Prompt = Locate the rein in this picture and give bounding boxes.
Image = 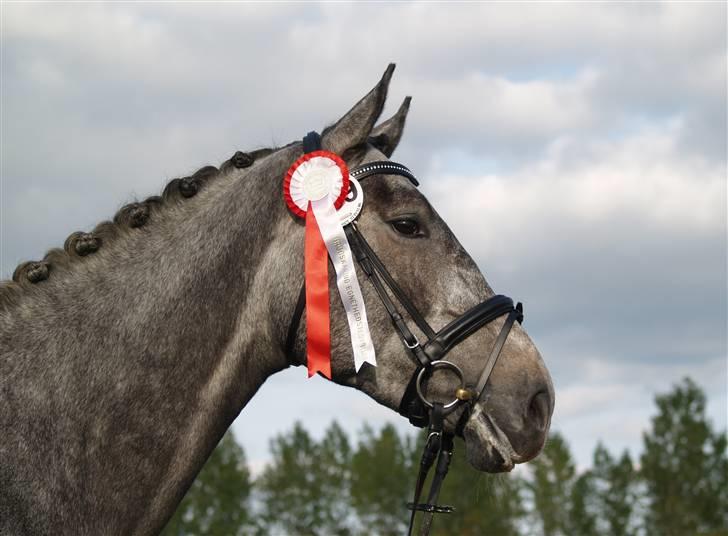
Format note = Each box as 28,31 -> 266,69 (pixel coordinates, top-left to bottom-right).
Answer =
284,134 -> 523,535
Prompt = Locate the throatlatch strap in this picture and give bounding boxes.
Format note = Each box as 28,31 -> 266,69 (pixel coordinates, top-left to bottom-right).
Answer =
285,283 -> 307,360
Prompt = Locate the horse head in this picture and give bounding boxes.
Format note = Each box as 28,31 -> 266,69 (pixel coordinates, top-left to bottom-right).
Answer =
285,65 -> 554,473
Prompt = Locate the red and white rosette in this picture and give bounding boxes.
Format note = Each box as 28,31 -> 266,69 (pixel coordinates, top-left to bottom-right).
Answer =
284,150 -> 376,379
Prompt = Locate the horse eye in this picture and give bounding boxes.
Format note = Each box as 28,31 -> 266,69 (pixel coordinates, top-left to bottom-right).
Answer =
391,218 -> 421,237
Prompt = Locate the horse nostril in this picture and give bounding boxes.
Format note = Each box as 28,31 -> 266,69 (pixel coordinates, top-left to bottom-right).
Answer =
527,390 -> 551,432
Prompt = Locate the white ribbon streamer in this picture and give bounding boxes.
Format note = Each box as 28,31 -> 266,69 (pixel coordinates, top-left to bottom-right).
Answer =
311,197 -> 377,371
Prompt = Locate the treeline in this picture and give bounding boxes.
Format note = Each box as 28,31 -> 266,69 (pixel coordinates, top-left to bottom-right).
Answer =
163,378 -> 727,535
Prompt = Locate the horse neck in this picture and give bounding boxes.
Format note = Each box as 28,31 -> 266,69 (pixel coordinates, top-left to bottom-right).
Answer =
0,147 -> 303,534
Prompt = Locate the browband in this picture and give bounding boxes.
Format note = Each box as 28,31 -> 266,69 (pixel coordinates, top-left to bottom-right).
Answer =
350,161 -> 419,187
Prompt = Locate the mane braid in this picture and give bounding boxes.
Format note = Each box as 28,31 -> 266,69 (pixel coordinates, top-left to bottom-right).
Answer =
0,149 -> 270,313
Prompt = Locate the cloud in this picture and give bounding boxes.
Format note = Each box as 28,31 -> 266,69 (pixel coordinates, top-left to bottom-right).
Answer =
552,354 -> 726,469
429,118 -> 723,234
555,355 -> 726,421
3,2 -> 724,164
398,69 -> 601,159
424,118 -> 726,373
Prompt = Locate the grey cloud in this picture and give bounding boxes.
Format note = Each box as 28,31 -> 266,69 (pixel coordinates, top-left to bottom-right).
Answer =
4,2 -> 724,193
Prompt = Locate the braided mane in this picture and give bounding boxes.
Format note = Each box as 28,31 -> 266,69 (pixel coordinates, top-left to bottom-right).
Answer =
0,148 -> 274,312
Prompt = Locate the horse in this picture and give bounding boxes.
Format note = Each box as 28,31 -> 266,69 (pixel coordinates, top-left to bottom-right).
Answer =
0,64 -> 554,535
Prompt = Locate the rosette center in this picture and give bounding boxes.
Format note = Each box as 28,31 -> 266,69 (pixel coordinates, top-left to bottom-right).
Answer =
303,168 -> 333,201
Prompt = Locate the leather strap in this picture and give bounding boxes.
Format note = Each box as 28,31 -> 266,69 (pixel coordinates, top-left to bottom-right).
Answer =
347,225 -> 436,341
419,432 -> 455,535
423,295 -> 516,362
284,283 -> 306,361
472,303 -> 523,400
351,160 -> 419,186
406,403 -> 444,536
398,371 -> 429,427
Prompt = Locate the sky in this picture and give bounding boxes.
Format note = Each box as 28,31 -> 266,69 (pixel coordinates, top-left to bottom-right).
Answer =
1,2 -> 726,475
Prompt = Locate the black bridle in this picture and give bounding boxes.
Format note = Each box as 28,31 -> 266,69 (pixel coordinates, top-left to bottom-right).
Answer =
285,134 -> 523,535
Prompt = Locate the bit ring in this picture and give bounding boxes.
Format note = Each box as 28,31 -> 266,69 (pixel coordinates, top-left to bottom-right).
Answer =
416,360 -> 466,410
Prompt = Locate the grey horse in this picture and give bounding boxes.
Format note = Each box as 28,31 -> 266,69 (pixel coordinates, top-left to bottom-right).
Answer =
0,65 -> 554,535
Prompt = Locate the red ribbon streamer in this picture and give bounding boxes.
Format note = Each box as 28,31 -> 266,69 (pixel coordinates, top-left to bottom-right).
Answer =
304,203 -> 332,379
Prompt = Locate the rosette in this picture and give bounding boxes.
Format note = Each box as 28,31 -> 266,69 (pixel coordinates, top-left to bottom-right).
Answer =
283,150 -> 376,379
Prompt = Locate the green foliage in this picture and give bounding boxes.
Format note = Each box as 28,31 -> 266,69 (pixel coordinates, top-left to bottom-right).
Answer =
528,431 -> 576,536
640,377 -> 728,536
591,443 -> 635,536
159,377 -> 727,536
256,421 -> 353,535
352,428 -> 526,536
350,423 -> 416,533
569,471 -> 598,536
162,431 -> 251,536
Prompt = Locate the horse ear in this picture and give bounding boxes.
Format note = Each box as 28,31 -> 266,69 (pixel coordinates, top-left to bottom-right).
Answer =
368,96 -> 411,157
322,64 -> 395,155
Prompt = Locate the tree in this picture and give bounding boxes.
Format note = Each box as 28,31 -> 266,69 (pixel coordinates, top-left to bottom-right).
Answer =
527,432 -> 576,536
590,443 -> 635,536
640,377 -> 728,536
570,470 -> 598,536
162,431 -> 252,536
257,421 -> 353,535
350,423 -> 416,534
